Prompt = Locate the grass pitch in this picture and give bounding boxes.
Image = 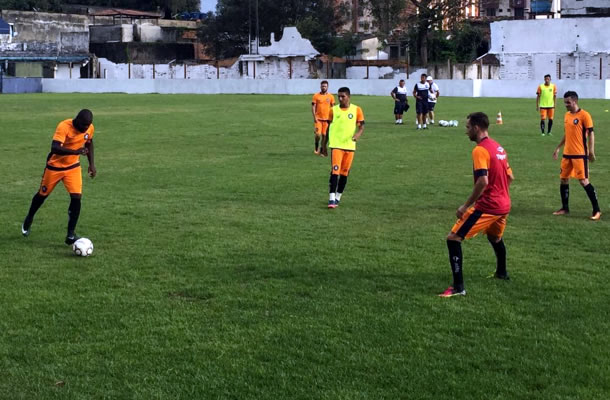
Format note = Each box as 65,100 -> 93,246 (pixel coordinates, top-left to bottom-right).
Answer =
1,93 -> 609,399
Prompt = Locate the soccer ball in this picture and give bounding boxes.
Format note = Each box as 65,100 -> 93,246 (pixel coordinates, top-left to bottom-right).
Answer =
72,238 -> 94,257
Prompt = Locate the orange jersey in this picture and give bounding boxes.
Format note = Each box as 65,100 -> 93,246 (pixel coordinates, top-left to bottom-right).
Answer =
563,109 -> 593,156
47,119 -> 94,169
312,92 -> 335,120
472,137 -> 512,215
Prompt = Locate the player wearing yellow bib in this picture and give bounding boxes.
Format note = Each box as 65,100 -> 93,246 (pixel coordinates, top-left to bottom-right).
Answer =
536,74 -> 557,136
327,87 -> 364,208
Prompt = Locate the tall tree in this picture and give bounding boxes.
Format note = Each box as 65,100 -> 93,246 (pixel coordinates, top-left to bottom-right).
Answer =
362,0 -> 406,36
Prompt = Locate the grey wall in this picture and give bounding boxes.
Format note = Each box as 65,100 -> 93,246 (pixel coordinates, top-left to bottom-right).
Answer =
41,78 -> 610,99
1,77 -> 42,93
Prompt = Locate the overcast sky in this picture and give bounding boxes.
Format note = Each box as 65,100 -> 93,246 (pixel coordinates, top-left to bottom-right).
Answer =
200,0 -> 217,12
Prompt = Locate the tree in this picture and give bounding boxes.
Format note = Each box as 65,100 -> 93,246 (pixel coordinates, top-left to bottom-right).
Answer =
362,0 -> 406,36
407,0 -> 470,65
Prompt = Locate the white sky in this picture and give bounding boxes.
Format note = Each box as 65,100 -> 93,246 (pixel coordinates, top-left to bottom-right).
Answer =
200,0 -> 217,13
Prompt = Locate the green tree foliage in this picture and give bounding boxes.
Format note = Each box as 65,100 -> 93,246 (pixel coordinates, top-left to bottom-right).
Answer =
362,0 -> 406,36
199,0 -> 343,59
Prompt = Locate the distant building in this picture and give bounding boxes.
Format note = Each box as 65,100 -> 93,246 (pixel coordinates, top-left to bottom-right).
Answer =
336,0 -> 375,34
561,0 -> 610,17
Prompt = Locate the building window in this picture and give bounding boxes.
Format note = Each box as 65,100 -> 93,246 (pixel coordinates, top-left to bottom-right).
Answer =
514,7 -> 524,17
486,7 -> 496,16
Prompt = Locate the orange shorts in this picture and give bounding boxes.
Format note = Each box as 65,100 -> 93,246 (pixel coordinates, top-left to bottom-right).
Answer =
451,207 -> 508,239
560,157 -> 588,180
39,165 -> 82,196
331,148 -> 354,176
315,120 -> 329,136
540,108 -> 555,120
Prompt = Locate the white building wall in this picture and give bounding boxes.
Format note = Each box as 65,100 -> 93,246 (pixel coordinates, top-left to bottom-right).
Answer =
55,64 -> 81,79
561,0 -> 609,16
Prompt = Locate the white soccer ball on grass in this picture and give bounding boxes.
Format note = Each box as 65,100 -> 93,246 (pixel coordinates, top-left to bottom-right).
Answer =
72,238 -> 94,257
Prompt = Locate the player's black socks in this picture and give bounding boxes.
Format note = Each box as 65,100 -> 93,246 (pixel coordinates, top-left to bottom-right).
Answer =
540,120 -> 545,133
560,184 -> 570,211
329,174 -> 339,194
337,175 -> 348,194
315,136 -> 320,152
67,197 -> 81,236
26,193 -> 47,221
447,240 -> 464,291
488,237 -> 507,277
584,183 -> 600,213
547,119 -> 553,133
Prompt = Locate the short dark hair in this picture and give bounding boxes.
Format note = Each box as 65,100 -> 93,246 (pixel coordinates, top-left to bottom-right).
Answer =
544,74 -> 551,79
467,112 -> 489,130
421,73 -> 427,78
75,109 -> 93,125
321,80 -> 329,85
399,79 -> 405,83
564,91 -> 578,101
338,87 -> 350,96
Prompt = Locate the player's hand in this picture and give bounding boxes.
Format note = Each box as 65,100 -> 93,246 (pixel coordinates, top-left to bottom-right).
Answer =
456,205 -> 468,219
88,165 -> 97,178
552,149 -> 559,160
536,106 -> 539,111
589,152 -> 596,162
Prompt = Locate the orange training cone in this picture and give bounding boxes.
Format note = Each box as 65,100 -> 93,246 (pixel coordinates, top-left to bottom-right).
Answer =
496,111 -> 503,125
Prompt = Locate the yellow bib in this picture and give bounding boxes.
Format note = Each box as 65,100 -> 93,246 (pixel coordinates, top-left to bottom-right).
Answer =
329,104 -> 358,151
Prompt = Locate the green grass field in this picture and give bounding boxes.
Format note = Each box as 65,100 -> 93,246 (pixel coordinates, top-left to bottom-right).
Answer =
1,93 -> 609,399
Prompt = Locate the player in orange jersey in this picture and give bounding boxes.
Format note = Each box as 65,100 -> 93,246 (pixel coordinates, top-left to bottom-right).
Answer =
440,112 -> 514,297
311,80 -> 335,157
21,109 -> 97,244
552,91 -> 601,220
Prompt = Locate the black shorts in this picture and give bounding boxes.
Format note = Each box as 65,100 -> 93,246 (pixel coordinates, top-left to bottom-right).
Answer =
416,100 -> 428,114
427,102 -> 436,111
394,101 -> 409,115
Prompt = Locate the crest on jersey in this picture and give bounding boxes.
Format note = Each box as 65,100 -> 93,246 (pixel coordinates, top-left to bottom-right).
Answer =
41,185 -> 47,193
348,113 -> 354,119
84,134 -> 89,140
573,119 -> 579,125
497,146 -> 505,153
333,165 -> 339,171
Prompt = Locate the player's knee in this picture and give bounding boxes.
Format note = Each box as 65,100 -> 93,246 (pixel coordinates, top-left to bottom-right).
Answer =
447,233 -> 462,242
487,234 -> 501,244
579,179 -> 589,187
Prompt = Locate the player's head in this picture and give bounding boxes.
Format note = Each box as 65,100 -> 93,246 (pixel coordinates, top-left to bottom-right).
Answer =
544,74 -> 551,84
398,79 -> 405,87
320,80 -> 329,93
73,109 -> 93,133
466,112 -> 489,142
420,73 -> 427,82
426,76 -> 433,83
337,87 -> 351,107
563,91 -> 579,112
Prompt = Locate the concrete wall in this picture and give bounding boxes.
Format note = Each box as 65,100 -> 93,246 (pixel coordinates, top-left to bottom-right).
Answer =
90,25 -> 133,43
40,78 -> 610,99
1,77 -> 42,93
561,0 -> 609,16
55,64 -> 82,79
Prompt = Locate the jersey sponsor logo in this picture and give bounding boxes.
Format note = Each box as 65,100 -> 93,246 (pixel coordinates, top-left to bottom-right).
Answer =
348,113 -> 354,119
573,118 -> 579,125
496,154 -> 507,160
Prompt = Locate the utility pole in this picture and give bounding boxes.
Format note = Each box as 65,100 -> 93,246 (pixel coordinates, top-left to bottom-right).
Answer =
255,0 -> 259,54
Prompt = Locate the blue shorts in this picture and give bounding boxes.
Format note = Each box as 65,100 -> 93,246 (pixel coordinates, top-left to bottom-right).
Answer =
427,102 -> 436,111
416,100 -> 428,114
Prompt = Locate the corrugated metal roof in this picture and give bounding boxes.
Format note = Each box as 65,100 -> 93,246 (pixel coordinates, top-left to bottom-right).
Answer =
91,8 -> 162,18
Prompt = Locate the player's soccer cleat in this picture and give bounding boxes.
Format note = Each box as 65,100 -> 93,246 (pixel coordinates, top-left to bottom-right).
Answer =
438,286 -> 466,297
21,216 -> 33,237
541,132 -> 546,136
334,199 -> 340,207
65,234 -> 81,245
590,211 -> 602,221
487,272 -> 510,280
547,132 -> 553,136
395,120 -> 400,125
552,208 -> 569,216
327,200 -> 337,209
314,149 -> 320,155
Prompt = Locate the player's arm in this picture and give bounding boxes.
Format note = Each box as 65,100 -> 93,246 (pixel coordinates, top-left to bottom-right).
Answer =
457,175 -> 488,218
85,139 -> 96,177
352,107 -> 365,142
311,101 -> 317,122
588,129 -> 596,162
507,165 -> 514,185
391,88 -> 397,101
553,135 -> 566,160
413,85 -> 419,100
51,140 -> 87,155
536,93 -> 540,111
